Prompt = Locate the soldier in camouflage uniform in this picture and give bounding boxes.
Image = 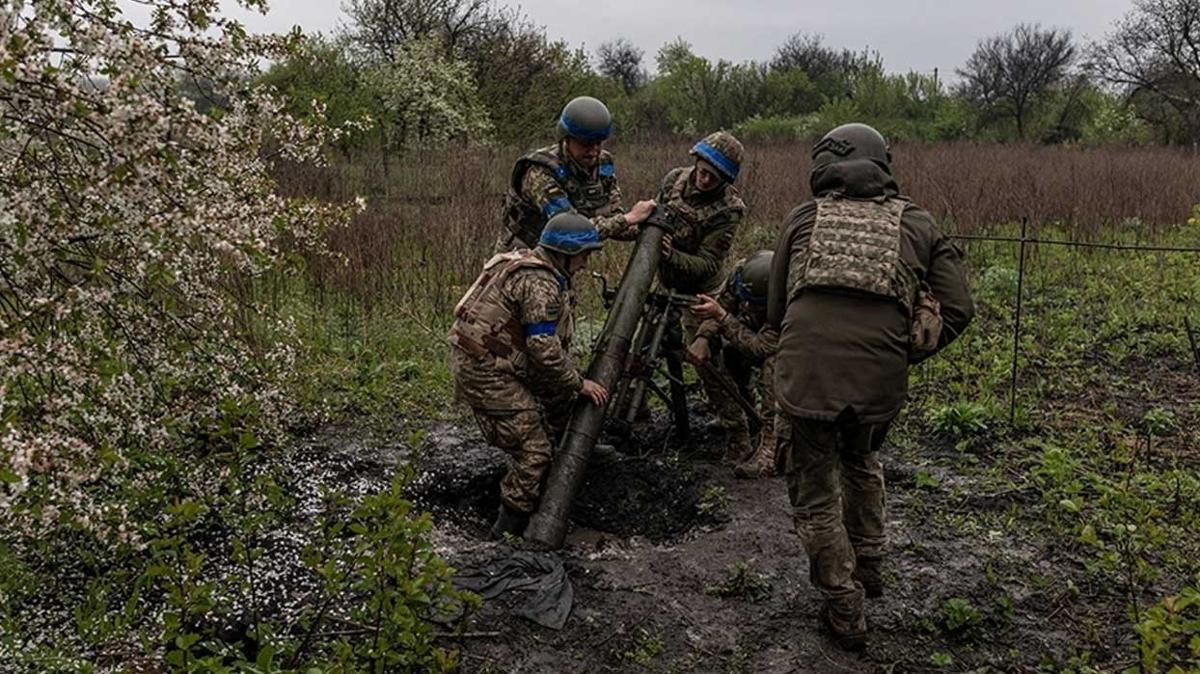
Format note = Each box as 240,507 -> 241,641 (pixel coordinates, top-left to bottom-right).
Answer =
495,96 -> 657,253
626,131 -> 748,459
688,251 -> 786,478
766,124 -> 974,650
450,213 -> 610,539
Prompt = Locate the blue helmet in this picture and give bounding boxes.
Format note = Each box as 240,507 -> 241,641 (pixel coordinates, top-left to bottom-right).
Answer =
539,213 -> 603,256
557,96 -> 613,141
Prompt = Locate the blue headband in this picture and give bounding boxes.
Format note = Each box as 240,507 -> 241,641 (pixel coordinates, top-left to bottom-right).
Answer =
733,269 -> 767,305
540,227 -> 601,248
692,141 -> 739,180
560,114 -> 612,141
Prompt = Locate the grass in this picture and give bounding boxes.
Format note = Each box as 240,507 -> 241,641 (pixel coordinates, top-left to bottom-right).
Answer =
273,141 -> 1200,670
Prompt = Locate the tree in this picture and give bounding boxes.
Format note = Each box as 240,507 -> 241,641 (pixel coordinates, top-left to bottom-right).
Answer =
596,38 -> 646,94
260,35 -> 377,140
341,0 -> 507,63
656,37 -> 698,77
1089,0 -> 1200,143
956,24 -> 1076,139
364,36 -> 493,148
0,0 -> 352,535
652,41 -> 770,133
341,0 -> 598,141
771,32 -> 869,99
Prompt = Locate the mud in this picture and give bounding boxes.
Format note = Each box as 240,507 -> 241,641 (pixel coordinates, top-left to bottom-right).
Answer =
408,415 -> 727,542
406,410 -> 1151,673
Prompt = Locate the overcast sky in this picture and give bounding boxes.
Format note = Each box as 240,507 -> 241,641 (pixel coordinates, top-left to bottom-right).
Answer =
223,0 -> 1135,76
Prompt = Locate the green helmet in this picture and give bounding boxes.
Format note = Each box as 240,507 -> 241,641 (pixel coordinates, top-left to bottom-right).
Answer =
539,212 -> 603,256
690,130 -> 744,182
557,96 -> 613,141
811,123 -> 891,172
734,250 -> 773,304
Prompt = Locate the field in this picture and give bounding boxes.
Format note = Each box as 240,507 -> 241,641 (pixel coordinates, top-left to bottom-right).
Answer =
278,140 -> 1200,672
7,139 -> 1200,673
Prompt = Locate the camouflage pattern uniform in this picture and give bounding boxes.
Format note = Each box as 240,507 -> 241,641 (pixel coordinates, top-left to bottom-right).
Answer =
767,124 -> 974,646
695,257 -> 784,476
641,138 -> 746,457
495,144 -> 630,253
448,247 -> 582,513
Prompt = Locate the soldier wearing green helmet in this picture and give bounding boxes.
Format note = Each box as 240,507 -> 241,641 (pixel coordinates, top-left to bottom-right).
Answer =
687,250 -> 788,479
495,96 -> 656,253
767,123 -> 975,650
449,213 -> 610,539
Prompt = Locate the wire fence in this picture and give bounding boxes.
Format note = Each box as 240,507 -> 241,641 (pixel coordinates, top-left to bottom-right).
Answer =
948,221 -> 1200,425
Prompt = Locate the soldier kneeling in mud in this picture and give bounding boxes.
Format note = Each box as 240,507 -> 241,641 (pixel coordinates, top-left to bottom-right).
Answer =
448,213 -> 609,539
686,251 -> 784,478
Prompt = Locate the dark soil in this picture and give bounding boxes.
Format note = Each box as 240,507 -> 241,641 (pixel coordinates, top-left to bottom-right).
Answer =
403,409 -> 1145,674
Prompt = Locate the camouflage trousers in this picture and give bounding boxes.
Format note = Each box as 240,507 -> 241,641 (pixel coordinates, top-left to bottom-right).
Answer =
471,393 -> 573,514
783,417 -> 890,634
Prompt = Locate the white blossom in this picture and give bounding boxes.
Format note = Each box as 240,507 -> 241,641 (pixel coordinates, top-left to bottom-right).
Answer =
0,0 -> 353,535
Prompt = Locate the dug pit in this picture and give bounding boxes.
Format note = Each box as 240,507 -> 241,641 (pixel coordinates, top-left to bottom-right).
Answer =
407,412 -> 732,542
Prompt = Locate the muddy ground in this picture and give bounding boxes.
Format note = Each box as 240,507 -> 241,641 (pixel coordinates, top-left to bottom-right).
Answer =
385,405 -> 1147,674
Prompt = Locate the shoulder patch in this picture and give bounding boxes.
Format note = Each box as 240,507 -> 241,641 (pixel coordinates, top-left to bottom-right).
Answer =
554,164 -> 570,181
598,163 -> 615,178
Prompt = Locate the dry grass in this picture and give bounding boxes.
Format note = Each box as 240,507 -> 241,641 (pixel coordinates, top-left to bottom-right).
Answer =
278,139 -> 1200,319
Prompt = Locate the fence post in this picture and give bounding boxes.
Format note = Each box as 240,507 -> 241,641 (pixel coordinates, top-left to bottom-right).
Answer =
1009,218 -> 1029,426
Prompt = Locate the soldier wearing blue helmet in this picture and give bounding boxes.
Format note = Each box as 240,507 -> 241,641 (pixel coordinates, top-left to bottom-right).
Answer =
495,96 -> 656,253
450,213 -> 609,539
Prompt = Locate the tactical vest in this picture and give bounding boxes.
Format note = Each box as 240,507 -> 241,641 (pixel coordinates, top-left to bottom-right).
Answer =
502,145 -> 618,247
447,251 -> 572,373
789,196 -> 918,314
662,167 -> 745,248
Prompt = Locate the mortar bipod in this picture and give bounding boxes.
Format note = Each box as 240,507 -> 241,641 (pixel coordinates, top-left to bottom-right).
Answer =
608,291 -> 692,440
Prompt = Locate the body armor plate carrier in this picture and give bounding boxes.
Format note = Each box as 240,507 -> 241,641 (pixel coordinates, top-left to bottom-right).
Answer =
502,145 -> 617,248
790,196 -> 918,314
447,251 -> 570,373
662,167 -> 744,239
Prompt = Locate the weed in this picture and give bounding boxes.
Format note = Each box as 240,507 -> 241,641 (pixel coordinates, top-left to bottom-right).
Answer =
941,597 -> 983,633
1134,582 -> 1200,673
928,403 -> 991,439
929,650 -> 954,667
704,561 -> 772,602
697,484 -> 733,519
622,628 -> 665,666
1142,407 -> 1179,437
915,469 -> 942,490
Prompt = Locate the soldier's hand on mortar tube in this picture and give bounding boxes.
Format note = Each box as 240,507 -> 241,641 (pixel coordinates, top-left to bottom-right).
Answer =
625,199 -> 657,225
661,234 -> 673,259
689,294 -> 728,322
581,379 -> 609,406
686,337 -> 711,366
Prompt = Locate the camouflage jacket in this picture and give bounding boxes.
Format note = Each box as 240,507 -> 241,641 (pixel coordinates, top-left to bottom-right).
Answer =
448,248 -> 583,411
696,256 -> 777,360
497,143 -> 627,251
654,167 -> 745,294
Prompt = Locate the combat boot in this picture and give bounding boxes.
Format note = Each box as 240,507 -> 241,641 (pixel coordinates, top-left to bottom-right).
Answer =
853,558 -> 884,598
724,425 -> 754,464
734,428 -> 776,479
490,504 -> 530,540
820,604 -> 867,652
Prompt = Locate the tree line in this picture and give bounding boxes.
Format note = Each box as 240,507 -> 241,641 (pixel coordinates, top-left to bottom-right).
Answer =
258,0 -> 1200,148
